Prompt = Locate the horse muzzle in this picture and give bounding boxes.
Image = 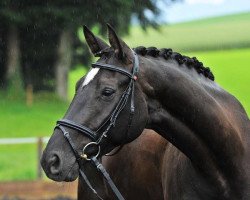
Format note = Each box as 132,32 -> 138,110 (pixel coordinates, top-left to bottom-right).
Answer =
40,149 -> 79,182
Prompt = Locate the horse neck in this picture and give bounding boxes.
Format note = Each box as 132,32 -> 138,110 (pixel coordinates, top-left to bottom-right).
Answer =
139,56 -> 247,197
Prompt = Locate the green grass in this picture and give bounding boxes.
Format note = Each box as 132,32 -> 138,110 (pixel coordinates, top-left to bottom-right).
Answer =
123,12 -> 250,52
69,66 -> 88,99
0,94 -> 68,181
0,144 -> 37,181
0,94 -> 68,138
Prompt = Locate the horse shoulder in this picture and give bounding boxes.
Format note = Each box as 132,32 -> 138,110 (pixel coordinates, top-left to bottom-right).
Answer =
162,144 -> 227,200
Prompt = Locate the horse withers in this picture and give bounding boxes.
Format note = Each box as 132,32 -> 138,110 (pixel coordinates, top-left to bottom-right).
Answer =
41,25 -> 250,200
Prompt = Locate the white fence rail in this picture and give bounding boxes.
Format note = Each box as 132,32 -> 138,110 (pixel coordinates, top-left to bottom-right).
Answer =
0,136 -> 50,179
0,137 -> 49,145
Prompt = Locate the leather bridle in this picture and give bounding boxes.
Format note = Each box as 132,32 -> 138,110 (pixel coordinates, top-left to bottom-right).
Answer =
54,52 -> 139,200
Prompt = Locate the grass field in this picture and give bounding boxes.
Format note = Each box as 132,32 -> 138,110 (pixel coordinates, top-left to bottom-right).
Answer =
0,94 -> 68,138
1,12 -> 250,181
124,12 -> 250,52
78,12 -> 250,52
0,144 -> 37,180
0,94 -> 68,180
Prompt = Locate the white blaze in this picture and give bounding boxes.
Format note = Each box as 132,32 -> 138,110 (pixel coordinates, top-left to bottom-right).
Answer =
82,68 -> 100,87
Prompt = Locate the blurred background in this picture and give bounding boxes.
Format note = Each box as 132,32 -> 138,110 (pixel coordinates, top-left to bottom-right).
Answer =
0,0 -> 250,199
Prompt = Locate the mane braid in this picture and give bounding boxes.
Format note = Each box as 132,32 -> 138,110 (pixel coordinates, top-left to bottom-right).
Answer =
133,46 -> 215,81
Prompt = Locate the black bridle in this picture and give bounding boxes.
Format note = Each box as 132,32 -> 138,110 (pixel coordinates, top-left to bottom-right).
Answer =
54,52 -> 139,200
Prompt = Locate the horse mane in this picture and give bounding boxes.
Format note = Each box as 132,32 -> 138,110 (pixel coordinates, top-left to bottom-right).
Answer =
133,46 -> 215,81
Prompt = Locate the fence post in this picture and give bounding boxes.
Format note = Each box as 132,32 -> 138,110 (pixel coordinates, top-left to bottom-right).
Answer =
37,137 -> 43,180
26,84 -> 33,107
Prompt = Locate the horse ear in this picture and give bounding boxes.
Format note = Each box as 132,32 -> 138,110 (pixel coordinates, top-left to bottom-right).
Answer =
107,24 -> 133,62
83,25 -> 109,57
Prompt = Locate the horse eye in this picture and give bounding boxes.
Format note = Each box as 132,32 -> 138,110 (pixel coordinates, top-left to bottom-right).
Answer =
102,88 -> 115,97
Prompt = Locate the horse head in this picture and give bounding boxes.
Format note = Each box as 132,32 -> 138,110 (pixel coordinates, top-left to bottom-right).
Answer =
41,25 -> 148,182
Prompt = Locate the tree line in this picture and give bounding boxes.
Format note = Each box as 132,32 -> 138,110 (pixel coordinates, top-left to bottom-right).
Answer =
0,0 -> 174,100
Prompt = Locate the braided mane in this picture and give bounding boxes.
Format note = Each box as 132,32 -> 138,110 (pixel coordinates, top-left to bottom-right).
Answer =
133,46 -> 214,81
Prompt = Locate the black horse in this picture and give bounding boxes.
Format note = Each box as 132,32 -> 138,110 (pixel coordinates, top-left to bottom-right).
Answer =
41,25 -> 250,200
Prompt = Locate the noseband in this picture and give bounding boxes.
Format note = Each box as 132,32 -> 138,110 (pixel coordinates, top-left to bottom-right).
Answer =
54,52 -> 139,200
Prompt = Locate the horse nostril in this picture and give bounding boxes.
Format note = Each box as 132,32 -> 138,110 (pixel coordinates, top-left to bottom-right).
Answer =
49,154 -> 61,175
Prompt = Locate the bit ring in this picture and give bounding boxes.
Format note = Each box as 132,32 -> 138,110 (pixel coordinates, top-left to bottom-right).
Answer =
81,142 -> 100,161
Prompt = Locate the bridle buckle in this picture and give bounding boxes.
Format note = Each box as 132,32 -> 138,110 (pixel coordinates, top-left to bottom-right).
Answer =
80,154 -> 88,160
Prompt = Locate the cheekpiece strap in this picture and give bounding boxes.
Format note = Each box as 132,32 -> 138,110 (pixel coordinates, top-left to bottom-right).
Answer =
132,52 -> 139,78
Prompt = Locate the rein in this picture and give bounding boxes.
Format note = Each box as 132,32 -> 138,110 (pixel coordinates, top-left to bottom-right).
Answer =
54,52 -> 139,200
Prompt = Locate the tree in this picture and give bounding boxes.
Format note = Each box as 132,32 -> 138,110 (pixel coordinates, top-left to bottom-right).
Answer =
6,25 -> 23,97
0,0 -> 177,100
0,22 -> 7,89
0,1 -> 24,94
55,29 -> 72,101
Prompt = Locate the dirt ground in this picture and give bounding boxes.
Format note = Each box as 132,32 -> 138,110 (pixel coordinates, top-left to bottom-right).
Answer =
0,180 -> 77,200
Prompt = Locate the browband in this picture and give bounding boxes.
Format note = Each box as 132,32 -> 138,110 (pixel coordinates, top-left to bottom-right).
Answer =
92,52 -> 139,80
92,63 -> 134,79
